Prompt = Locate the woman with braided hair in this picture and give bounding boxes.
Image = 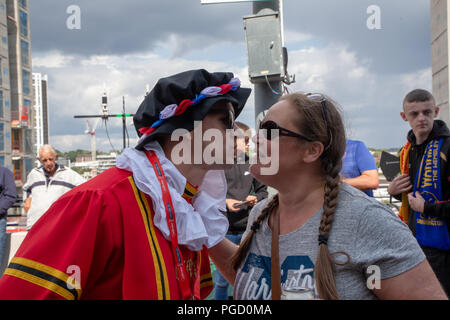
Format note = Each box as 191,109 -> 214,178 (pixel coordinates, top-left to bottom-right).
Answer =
209,92 -> 447,300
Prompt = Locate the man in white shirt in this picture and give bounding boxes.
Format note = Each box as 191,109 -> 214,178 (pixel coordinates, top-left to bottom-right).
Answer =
23,145 -> 86,230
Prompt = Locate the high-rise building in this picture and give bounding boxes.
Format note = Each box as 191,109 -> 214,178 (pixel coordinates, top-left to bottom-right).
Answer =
6,0 -> 34,190
32,73 -> 49,155
431,0 -> 450,123
0,0 -> 12,172
0,0 -> 13,172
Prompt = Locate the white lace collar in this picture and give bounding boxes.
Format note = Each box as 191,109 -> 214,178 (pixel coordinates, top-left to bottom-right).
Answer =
116,141 -> 228,251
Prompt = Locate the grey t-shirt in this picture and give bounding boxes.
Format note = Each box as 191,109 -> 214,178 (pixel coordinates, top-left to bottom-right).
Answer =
233,183 -> 426,300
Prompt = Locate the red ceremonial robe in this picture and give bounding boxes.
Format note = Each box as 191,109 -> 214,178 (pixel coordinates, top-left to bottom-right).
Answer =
0,167 -> 213,300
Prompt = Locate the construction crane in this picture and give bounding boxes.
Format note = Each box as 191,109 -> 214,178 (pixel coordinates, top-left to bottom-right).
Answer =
85,118 -> 100,162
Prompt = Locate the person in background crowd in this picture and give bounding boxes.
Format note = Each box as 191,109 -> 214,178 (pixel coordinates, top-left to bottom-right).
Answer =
0,165 -> 17,268
387,89 -> 450,296
214,121 -> 268,300
341,139 -> 379,197
23,144 -> 86,230
209,92 -> 447,300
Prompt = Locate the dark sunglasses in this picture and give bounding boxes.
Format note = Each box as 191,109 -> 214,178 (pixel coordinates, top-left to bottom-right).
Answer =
259,120 -> 314,141
208,108 -> 235,129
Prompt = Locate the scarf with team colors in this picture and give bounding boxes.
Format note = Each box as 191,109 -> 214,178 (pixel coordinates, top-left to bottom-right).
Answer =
402,139 -> 450,250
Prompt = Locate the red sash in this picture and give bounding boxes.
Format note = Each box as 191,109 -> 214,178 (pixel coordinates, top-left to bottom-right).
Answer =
145,150 -> 198,299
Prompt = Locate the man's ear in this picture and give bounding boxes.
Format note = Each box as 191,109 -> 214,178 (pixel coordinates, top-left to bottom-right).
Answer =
303,141 -> 324,163
434,106 -> 440,118
400,111 -> 408,122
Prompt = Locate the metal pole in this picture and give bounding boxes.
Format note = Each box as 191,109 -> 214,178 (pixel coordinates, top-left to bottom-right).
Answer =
252,0 -> 283,125
122,97 -> 126,150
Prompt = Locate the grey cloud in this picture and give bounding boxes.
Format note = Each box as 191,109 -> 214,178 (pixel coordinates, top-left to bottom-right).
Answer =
29,0 -> 431,73
282,0 -> 431,74
29,0 -> 251,56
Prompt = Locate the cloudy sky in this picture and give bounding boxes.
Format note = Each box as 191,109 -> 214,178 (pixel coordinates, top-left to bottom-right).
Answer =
29,0 -> 433,152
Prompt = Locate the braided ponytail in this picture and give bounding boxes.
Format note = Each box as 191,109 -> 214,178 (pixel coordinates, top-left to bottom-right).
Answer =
315,159 -> 343,299
231,194 -> 279,271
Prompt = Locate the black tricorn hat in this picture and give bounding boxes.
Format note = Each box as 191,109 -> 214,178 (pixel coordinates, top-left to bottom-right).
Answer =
134,69 -> 252,150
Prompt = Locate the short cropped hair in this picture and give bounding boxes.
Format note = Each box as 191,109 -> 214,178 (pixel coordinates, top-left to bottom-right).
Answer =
403,89 -> 435,106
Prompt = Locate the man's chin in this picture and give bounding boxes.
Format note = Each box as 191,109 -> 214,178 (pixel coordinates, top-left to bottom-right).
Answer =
415,126 -> 432,136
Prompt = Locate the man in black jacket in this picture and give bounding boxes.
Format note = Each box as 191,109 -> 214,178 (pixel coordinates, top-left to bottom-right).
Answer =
214,122 -> 268,300
388,89 -> 450,296
0,165 -> 17,271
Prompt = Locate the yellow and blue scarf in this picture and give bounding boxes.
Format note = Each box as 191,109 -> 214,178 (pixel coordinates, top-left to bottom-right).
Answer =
412,139 -> 450,250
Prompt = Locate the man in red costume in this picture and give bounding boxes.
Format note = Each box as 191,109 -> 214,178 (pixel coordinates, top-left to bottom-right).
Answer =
0,69 -> 251,300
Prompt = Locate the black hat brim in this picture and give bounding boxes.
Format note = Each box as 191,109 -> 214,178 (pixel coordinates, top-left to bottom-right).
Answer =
135,87 -> 251,150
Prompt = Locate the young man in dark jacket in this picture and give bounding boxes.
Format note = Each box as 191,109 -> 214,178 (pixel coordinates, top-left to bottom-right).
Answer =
214,122 -> 268,300
388,89 -> 450,296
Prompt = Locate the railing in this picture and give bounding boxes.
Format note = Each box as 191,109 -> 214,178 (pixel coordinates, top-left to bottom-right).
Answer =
7,201 -> 24,218
373,183 -> 401,214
